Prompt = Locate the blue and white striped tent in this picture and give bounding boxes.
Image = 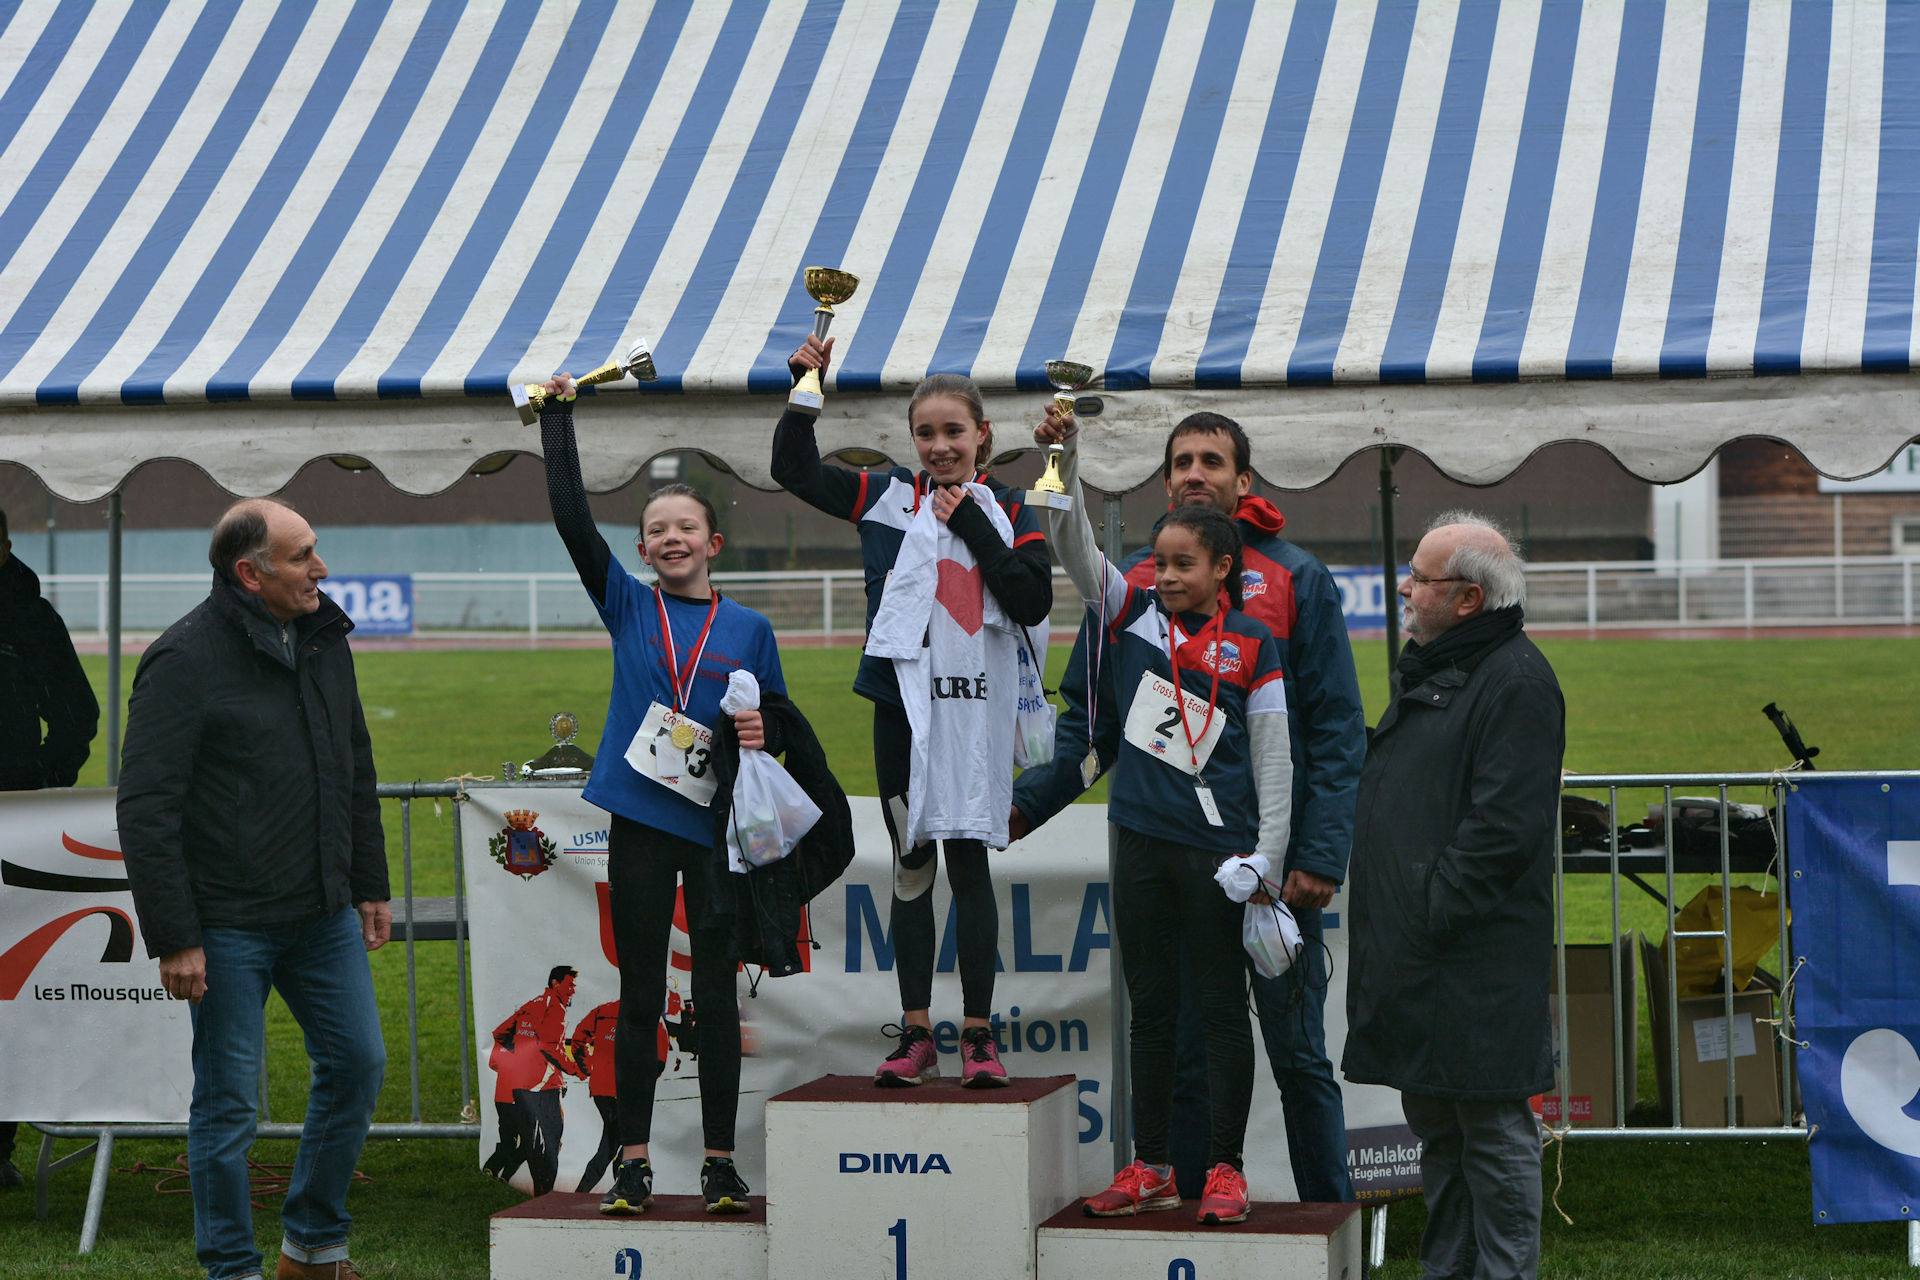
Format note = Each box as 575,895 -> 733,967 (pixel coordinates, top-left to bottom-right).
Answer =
2,0 -> 1917,499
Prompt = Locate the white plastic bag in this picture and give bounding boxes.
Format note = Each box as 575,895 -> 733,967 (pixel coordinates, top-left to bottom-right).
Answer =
1214,854 -> 1303,979
1012,625 -> 1055,768
1242,897 -> 1305,980
719,671 -> 822,872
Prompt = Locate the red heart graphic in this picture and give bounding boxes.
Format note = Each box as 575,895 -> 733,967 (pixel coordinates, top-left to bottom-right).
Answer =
935,559 -> 985,635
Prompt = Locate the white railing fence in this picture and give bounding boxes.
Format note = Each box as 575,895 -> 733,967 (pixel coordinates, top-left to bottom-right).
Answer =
40,555 -> 1920,640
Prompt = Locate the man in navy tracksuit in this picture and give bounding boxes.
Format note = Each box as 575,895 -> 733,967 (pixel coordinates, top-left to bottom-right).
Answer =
1011,412 -> 1366,1202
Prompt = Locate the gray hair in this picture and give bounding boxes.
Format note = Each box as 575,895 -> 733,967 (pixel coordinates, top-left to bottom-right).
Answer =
1426,509 -> 1527,610
208,500 -> 286,585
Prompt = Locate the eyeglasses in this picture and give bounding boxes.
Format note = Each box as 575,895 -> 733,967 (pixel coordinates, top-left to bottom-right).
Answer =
1406,566 -> 1468,587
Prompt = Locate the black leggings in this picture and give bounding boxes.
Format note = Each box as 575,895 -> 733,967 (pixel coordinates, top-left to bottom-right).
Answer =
1113,827 -> 1253,1169
608,816 -> 741,1151
873,699 -> 998,1019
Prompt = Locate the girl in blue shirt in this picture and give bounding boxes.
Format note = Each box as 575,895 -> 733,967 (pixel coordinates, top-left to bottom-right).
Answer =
537,375 -> 784,1217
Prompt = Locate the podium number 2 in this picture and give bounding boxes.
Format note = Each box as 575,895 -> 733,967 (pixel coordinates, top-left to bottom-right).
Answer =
1168,1261 -> 1196,1280
614,1246 -> 642,1276
888,1217 -> 907,1278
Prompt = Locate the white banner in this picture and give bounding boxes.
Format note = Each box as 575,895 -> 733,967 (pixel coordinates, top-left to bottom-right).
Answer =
462,787 -> 1405,1203
0,788 -> 192,1122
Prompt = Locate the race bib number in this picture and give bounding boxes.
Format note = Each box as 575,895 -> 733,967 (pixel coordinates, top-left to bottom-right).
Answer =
1122,671 -> 1225,777
625,702 -> 719,806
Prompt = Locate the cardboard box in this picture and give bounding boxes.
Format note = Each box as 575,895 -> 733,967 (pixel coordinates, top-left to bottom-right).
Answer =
1642,934 -> 1782,1128
1537,936 -> 1639,1127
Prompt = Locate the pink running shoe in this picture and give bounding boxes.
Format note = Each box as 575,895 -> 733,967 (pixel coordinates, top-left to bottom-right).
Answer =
959,1026 -> 1009,1088
1197,1162 -> 1250,1225
1082,1160 -> 1181,1218
873,1023 -> 938,1087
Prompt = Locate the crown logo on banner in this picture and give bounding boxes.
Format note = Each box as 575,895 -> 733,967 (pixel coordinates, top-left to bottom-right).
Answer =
490,810 -> 557,881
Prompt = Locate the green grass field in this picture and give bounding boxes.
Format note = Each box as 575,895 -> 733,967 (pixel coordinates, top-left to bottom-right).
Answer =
3,635 -> 1916,1277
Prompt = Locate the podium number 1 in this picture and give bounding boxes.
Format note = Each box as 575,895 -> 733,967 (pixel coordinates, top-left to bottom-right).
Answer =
888,1217 -> 907,1278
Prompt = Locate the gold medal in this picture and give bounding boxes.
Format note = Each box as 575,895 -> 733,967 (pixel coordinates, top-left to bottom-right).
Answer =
670,721 -> 696,751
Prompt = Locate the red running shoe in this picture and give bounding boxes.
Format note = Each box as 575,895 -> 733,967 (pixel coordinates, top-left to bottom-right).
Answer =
1197,1162 -> 1250,1224
1082,1160 -> 1181,1217
959,1026 -> 1008,1088
873,1023 -> 938,1087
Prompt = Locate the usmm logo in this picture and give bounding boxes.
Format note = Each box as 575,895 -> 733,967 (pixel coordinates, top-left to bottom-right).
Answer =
839,1152 -> 953,1174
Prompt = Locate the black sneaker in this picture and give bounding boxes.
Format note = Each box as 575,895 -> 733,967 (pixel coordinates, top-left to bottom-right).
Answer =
599,1157 -> 652,1215
701,1157 -> 751,1214
0,1160 -> 21,1192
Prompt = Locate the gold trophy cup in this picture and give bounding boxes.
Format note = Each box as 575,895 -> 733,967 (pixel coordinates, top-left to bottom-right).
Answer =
1027,359 -> 1094,511
788,266 -> 860,416
512,338 -> 657,426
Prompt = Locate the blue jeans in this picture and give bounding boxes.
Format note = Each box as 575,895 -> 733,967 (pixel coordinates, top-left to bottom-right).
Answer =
190,907 -> 385,1280
1169,905 -> 1352,1202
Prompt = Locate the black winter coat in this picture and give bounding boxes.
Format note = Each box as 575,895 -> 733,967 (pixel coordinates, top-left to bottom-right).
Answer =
1342,622 -> 1565,1100
0,555 -> 98,789
118,581 -> 388,958
703,691 -> 854,978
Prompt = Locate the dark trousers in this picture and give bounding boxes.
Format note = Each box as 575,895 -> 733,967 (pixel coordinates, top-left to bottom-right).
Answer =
576,1096 -> 621,1192
1169,905 -> 1353,1201
1113,827 -> 1253,1169
484,1101 -> 528,1179
608,816 -> 741,1150
873,700 -> 998,1018
1401,1093 -> 1543,1280
513,1089 -> 564,1196
0,1122 -> 15,1164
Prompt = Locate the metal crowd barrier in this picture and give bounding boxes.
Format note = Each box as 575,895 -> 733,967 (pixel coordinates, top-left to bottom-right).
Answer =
32,772 -> 1919,1260
33,781 -> 481,1253
1529,770 -> 1920,1273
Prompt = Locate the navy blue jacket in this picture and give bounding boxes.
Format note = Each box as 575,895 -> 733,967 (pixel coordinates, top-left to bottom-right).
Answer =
1013,504 -> 1365,883
770,408 -> 1051,707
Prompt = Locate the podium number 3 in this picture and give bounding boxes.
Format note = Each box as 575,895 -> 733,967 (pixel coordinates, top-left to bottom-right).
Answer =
888,1217 -> 907,1278
614,1246 -> 642,1276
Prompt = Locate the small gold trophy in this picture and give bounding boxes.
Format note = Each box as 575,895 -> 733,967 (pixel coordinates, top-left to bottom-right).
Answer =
1027,359 -> 1093,512
512,338 -> 657,426
788,266 -> 860,417
521,711 -> 595,777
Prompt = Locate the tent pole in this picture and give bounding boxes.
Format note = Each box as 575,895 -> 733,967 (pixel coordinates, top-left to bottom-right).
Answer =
1101,492 -> 1130,1172
1379,448 -> 1401,673
106,492 -> 122,786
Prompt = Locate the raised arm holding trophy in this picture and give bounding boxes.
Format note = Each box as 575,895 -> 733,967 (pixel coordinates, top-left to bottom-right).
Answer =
786,266 -> 859,417
1027,359 -> 1093,511
510,338 -> 657,425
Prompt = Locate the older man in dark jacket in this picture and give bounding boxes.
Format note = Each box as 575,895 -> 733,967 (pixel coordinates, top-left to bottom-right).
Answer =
1343,511 -> 1565,1280
119,499 -> 389,1280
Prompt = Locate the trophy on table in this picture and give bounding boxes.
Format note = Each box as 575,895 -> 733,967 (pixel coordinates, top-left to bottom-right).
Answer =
787,266 -> 860,417
508,712 -> 596,780
511,338 -> 657,426
1026,359 -> 1094,512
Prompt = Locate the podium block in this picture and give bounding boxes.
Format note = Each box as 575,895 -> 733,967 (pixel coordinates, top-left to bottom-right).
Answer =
1037,1201 -> 1362,1280
489,1193 -> 766,1280
766,1074 -> 1079,1280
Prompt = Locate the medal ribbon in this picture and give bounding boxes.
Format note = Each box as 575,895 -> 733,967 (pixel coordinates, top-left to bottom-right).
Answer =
912,469 -> 988,512
1166,606 -> 1226,773
654,587 -> 720,715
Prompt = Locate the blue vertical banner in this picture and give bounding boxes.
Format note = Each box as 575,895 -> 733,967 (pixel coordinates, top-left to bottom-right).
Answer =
1789,775 -> 1920,1223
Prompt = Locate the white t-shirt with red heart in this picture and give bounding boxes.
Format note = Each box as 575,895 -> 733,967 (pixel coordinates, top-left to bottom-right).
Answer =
865,484 -> 1020,849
